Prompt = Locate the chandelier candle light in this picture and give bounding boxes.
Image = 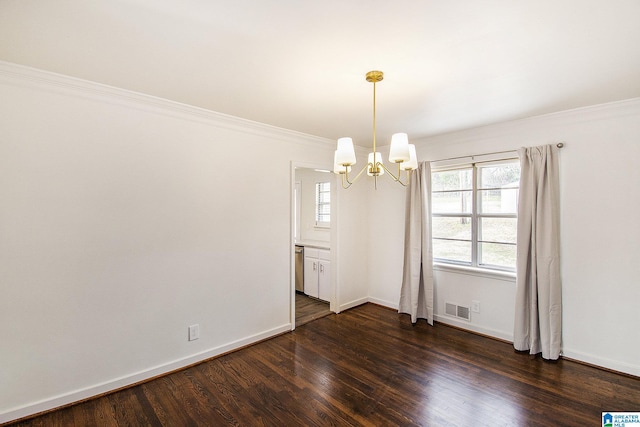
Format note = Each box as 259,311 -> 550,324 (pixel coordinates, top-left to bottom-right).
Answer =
333,70 -> 417,189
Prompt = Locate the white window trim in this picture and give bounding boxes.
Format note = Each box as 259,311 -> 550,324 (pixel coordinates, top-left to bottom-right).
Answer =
433,262 -> 516,282
431,151 -> 518,171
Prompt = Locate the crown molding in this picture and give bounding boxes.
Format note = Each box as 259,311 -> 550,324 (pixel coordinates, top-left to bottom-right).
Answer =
0,60 -> 333,148
414,96 -> 640,148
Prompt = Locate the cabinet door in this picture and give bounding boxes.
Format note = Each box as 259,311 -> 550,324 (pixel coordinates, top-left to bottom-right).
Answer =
318,260 -> 331,302
304,256 -> 319,298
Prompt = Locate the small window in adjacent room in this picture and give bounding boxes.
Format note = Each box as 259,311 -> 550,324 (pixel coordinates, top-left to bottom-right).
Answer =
315,181 -> 330,227
432,159 -> 520,271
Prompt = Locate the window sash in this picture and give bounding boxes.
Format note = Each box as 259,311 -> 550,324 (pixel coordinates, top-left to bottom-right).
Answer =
315,182 -> 330,225
432,160 -> 519,272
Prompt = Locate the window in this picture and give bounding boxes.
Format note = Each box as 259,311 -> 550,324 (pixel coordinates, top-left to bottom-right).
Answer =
432,160 -> 520,271
315,181 -> 330,227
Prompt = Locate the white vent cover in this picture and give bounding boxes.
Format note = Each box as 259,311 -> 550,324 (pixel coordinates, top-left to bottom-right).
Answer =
445,302 -> 470,321
445,302 -> 457,317
457,305 -> 470,321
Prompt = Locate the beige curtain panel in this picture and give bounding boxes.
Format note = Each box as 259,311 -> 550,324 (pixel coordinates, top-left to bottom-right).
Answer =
399,161 -> 434,325
513,144 -> 562,360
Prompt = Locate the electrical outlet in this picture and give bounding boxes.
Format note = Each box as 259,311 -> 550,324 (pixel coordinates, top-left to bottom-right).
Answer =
188,324 -> 200,341
472,301 -> 480,313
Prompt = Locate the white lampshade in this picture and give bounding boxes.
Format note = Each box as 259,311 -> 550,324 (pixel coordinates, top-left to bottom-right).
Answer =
401,144 -> 418,171
335,137 -> 356,166
367,152 -> 385,176
388,132 -> 410,163
333,150 -> 352,174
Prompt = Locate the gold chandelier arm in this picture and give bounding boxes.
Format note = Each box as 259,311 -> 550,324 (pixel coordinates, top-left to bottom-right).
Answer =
377,161 -> 411,187
340,163 -> 370,189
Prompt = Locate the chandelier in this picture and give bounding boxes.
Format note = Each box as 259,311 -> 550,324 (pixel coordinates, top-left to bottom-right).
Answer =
333,70 -> 417,189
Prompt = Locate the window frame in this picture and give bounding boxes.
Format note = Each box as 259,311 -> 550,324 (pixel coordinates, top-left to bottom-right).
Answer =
315,181 -> 331,228
431,158 -> 519,273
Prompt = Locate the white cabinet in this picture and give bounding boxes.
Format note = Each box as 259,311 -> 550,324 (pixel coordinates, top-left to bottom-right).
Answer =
303,248 -> 331,302
303,255 -> 319,298
318,252 -> 331,302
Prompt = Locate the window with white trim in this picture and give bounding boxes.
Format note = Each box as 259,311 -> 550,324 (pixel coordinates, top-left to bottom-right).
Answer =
432,159 -> 520,271
315,181 -> 330,227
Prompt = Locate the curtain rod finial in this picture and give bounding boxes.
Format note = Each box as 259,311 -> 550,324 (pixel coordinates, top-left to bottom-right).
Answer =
556,142 -> 564,148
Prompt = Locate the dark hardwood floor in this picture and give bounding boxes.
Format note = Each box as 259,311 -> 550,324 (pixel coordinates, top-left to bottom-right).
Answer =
6,303 -> 640,426
295,292 -> 332,326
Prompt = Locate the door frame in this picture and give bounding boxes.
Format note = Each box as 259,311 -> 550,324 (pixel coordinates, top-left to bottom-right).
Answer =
290,161 -> 337,330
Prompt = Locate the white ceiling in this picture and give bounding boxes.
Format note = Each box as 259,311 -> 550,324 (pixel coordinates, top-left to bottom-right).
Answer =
1,0 -> 639,145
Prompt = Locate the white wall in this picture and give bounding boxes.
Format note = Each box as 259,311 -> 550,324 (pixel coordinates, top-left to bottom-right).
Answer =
0,62 -> 369,423
334,149 -> 371,312
366,166 -> 407,308
368,97 -> 640,376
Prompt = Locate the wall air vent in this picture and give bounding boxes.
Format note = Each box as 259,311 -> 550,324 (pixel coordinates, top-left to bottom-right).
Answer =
445,302 -> 457,317
445,302 -> 471,321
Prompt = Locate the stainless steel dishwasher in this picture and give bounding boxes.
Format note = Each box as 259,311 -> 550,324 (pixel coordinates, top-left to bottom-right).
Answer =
295,246 -> 304,292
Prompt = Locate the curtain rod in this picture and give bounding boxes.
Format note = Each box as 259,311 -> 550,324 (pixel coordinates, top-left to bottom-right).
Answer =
430,142 -> 564,164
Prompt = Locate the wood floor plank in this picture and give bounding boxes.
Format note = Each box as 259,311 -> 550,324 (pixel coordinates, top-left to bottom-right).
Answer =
296,293 -> 332,326
6,303 -> 640,426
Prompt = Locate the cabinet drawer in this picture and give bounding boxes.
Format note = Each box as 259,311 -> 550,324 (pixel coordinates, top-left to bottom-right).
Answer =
304,248 -> 319,258
318,249 -> 331,261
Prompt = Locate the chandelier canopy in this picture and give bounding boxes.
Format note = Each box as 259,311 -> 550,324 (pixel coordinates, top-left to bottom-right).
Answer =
333,70 -> 417,189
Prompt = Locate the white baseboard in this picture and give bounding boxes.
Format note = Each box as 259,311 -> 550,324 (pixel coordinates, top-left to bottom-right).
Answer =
433,315 -> 640,377
367,297 -> 398,310
338,297 -> 369,313
365,300 -> 514,343
561,349 -> 640,378
343,300 -> 640,377
0,323 -> 292,424
434,314 -> 513,342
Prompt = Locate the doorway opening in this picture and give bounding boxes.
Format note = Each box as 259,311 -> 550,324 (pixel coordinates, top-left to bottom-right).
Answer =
291,163 -> 336,329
